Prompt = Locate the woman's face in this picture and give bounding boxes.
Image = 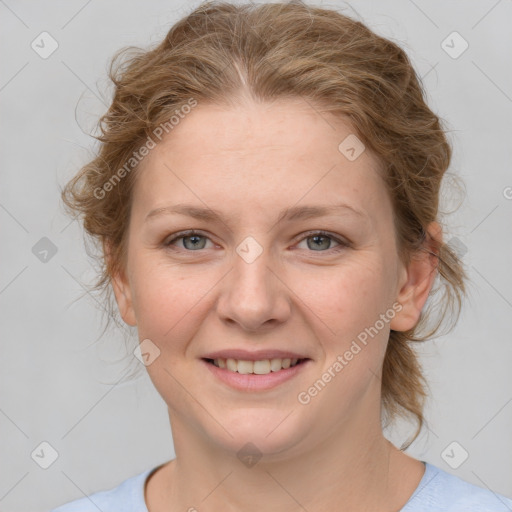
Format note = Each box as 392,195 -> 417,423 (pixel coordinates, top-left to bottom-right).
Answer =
113,98 -> 424,458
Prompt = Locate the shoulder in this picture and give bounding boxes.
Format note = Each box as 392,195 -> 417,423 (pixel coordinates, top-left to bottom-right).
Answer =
402,462 -> 512,512
50,467 -> 155,512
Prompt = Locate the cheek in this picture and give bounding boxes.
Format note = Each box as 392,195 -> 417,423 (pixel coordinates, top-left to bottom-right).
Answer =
294,255 -> 394,338
292,254 -> 396,393
128,233 -> 397,344
129,256 -> 219,345
296,258 -> 395,407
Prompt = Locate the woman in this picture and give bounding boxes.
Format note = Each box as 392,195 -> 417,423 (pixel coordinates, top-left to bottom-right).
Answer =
52,1 -> 512,511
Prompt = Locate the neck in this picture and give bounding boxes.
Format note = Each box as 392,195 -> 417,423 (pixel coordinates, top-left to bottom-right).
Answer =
149,406 -> 423,512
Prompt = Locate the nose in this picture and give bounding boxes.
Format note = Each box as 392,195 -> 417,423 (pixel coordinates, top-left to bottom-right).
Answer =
216,247 -> 292,332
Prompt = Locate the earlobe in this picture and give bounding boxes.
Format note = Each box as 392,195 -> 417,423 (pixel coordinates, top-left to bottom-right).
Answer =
390,222 -> 442,332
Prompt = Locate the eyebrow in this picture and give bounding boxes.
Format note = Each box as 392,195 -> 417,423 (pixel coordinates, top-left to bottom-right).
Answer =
145,202 -> 367,225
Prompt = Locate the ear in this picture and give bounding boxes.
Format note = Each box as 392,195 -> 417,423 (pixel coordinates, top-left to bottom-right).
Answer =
390,222 -> 441,332
104,239 -> 137,327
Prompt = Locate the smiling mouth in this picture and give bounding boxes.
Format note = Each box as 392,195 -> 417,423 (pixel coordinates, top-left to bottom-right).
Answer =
203,357 -> 309,375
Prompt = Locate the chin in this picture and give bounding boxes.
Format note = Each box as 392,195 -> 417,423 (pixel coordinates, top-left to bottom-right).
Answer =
201,407 -> 313,461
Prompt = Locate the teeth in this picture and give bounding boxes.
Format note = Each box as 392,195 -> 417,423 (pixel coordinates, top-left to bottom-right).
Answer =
211,357 -> 303,375
252,360 -> 270,374
226,358 -> 237,372
237,360 -> 253,375
270,358 -> 283,372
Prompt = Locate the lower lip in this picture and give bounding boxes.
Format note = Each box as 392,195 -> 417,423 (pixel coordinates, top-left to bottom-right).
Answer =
202,359 -> 311,391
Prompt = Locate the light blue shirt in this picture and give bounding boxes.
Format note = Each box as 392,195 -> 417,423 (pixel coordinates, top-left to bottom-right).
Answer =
50,461 -> 512,511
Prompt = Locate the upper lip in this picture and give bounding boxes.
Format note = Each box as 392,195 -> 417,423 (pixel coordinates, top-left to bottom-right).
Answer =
202,349 -> 310,361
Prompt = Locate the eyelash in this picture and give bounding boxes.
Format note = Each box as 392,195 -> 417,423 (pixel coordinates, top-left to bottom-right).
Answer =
163,229 -> 349,254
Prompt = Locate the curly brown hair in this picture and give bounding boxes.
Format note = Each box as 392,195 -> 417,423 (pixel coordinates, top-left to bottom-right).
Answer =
61,1 -> 466,450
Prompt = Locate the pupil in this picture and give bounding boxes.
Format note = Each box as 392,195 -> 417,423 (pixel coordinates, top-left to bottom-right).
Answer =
309,235 -> 330,251
184,235 -> 205,250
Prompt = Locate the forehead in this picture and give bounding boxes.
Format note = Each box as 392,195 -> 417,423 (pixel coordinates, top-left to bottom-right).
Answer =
132,99 -> 390,224
146,99 -> 375,166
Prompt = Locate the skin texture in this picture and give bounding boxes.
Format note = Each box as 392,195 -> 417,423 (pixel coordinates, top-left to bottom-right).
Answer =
111,97 -> 439,512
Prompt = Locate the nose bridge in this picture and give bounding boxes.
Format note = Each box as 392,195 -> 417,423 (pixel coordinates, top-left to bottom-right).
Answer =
232,235 -> 275,305
217,235 -> 290,330
234,242 -> 271,294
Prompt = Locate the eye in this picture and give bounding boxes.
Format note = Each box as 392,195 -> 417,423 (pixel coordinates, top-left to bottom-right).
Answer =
164,230 -> 214,251
296,231 -> 348,252
163,229 -> 349,253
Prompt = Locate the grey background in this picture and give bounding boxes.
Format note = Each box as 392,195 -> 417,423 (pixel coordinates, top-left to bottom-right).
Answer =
1,0 -> 511,510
